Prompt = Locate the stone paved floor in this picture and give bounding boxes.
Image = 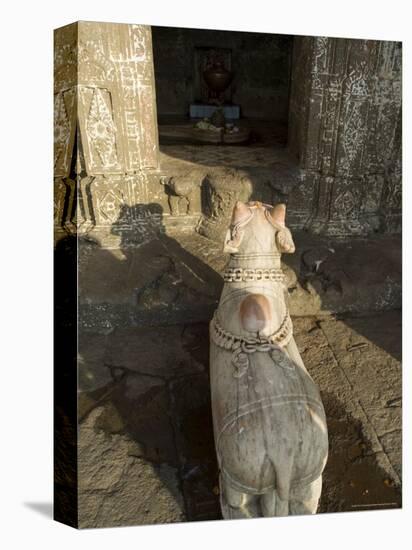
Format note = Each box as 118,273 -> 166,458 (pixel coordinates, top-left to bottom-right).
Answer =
78,310 -> 402,528
158,118 -> 293,173
159,143 -> 296,175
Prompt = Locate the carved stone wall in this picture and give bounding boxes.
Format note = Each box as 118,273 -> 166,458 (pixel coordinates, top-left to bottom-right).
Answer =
288,37 -> 402,236
54,21 -> 161,246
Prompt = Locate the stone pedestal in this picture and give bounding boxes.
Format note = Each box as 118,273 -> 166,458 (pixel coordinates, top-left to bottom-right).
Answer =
189,104 -> 240,119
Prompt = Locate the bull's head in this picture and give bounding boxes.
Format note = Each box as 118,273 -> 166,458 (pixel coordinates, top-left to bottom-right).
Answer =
223,201 -> 295,254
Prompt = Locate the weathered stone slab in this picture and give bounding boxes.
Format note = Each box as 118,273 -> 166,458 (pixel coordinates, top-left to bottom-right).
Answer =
79,234 -> 221,305
104,325 -> 205,378
106,374 -> 178,465
286,233 -> 402,315
78,332 -> 112,392
379,431 -> 402,480
169,374 -> 220,521
76,313 -> 401,525
292,315 -> 402,511
78,407 -> 185,528
318,312 -> 402,481
79,410 -> 131,492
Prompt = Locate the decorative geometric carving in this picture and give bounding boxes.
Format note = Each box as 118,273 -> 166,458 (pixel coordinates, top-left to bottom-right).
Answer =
340,101 -> 368,173
75,22 -> 159,175
54,88 -> 76,177
86,88 -> 119,168
61,178 -> 77,235
129,25 -> 150,63
76,176 -> 96,235
91,176 -> 128,227
99,189 -> 124,223
289,36 -> 401,236
334,189 -> 357,218
384,178 -> 402,211
312,37 -> 330,74
54,178 -> 69,228
54,23 -> 78,91
78,40 -> 116,82
54,22 -> 162,246
140,87 -> 159,171
78,86 -> 123,174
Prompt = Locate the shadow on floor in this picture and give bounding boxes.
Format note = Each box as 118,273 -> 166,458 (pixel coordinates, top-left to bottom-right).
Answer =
77,204 -> 223,525
23,502 -> 53,519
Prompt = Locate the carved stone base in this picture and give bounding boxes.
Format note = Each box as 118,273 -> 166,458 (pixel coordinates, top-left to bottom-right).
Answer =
163,214 -> 201,235
301,171 -> 401,238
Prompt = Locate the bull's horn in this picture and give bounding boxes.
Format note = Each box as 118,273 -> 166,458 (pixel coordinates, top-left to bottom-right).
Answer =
231,200 -> 250,225
271,203 -> 286,226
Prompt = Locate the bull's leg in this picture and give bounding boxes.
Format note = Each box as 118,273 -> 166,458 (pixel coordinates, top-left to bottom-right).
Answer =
289,475 -> 322,515
260,489 -> 289,517
219,475 -> 257,519
185,193 -> 192,215
168,194 -> 179,216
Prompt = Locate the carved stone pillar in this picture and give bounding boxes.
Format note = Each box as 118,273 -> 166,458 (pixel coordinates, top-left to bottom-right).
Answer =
288,36 -> 402,236
54,21 -> 161,246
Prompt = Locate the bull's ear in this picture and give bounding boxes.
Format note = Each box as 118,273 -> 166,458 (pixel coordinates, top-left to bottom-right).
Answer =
223,228 -> 239,253
276,227 -> 295,254
270,203 -> 286,227
231,200 -> 250,226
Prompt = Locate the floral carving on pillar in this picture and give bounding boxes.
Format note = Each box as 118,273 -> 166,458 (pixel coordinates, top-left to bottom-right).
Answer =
85,88 -> 120,170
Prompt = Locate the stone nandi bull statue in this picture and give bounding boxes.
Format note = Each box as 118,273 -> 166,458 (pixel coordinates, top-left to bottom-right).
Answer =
210,201 -> 328,518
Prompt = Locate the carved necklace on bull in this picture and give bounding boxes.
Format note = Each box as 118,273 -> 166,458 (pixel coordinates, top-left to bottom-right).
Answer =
211,201 -> 295,378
